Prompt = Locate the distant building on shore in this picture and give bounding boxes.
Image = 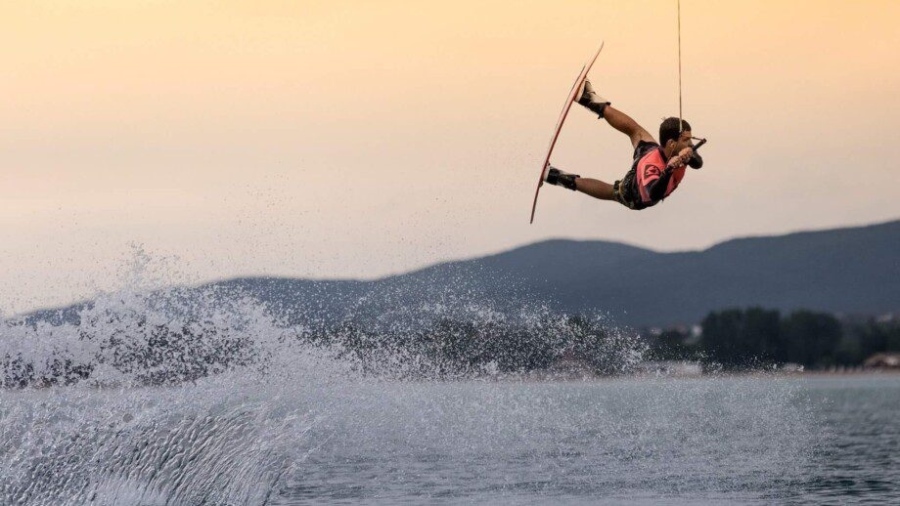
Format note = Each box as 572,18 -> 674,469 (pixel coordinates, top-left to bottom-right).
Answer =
863,353 -> 900,370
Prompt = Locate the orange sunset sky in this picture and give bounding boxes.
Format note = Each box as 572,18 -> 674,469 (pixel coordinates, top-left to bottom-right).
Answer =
2,1 -> 899,314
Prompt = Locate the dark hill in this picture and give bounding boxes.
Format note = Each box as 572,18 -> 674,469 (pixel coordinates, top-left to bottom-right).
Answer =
21,220 -> 900,327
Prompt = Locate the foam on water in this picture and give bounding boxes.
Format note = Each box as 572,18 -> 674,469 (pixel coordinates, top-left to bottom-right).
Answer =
0,250 -> 824,505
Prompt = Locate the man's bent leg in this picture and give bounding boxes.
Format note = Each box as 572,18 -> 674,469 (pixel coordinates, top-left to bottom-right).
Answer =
575,177 -> 615,201
577,80 -> 655,148
602,106 -> 655,149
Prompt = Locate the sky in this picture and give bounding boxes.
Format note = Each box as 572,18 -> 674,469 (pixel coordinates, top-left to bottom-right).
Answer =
2,0 -> 899,315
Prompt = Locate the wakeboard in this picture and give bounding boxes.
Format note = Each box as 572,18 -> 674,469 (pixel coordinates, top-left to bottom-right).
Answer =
530,42 -> 604,224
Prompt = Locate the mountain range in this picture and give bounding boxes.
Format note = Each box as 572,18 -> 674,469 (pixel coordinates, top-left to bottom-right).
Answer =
25,219 -> 900,328
212,219 -> 900,327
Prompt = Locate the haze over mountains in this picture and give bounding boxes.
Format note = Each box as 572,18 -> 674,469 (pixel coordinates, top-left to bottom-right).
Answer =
24,220 -> 900,328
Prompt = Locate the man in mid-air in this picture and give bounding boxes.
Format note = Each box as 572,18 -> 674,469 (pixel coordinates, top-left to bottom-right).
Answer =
542,79 -> 704,210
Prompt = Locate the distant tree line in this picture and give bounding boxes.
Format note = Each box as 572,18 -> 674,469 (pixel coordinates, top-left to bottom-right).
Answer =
646,307 -> 900,370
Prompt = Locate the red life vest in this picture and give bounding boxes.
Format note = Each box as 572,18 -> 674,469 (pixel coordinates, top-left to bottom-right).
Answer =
634,147 -> 686,206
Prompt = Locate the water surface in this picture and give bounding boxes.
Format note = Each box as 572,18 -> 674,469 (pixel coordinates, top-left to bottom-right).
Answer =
3,374 -> 898,505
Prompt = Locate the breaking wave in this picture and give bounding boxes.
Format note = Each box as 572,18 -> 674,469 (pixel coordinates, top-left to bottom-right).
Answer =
0,250 -> 814,506
1,281 -> 646,389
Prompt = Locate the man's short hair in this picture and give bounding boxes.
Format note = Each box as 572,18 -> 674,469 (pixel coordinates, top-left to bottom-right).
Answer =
659,117 -> 691,146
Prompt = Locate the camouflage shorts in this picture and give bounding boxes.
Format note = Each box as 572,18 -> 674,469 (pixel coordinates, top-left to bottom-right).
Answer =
613,168 -> 641,210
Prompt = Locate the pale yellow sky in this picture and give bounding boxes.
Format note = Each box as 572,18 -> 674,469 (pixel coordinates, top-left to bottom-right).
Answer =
2,1 -> 899,314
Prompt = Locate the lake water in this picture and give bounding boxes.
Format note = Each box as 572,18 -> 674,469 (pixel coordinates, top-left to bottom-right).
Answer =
2,373 -> 898,505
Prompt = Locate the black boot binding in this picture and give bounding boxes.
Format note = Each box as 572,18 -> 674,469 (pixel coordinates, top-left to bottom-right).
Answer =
544,166 -> 580,191
577,79 -> 611,118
